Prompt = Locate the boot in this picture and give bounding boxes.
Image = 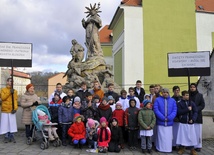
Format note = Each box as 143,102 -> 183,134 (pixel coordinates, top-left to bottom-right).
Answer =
190,149 -> 197,155
178,147 -> 185,155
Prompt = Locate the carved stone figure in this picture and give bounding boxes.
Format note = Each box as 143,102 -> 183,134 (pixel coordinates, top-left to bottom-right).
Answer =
82,3 -> 103,59
70,39 -> 84,63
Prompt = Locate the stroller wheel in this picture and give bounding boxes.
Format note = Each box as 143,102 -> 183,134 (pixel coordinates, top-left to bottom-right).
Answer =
26,137 -> 33,145
40,142 -> 46,150
57,139 -> 62,146
45,141 -> 49,149
53,140 -> 58,147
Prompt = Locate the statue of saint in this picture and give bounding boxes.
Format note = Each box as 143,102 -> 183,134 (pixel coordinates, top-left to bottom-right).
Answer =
70,39 -> 84,63
82,3 -> 103,58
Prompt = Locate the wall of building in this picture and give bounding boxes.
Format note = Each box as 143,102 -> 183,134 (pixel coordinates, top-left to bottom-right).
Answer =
112,12 -> 124,44
114,48 -> 123,86
196,13 -> 214,52
143,0 -> 198,91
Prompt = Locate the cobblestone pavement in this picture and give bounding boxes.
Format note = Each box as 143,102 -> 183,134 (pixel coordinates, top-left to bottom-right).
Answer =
0,130 -> 213,155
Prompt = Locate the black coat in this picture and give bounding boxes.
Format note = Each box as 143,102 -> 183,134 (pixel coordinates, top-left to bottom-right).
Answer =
134,87 -> 145,103
177,99 -> 198,124
110,126 -> 123,144
190,91 -> 205,124
104,91 -> 119,102
76,89 -> 89,102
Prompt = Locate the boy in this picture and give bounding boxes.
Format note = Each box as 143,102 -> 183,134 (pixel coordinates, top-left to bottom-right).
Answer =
176,90 -> 198,155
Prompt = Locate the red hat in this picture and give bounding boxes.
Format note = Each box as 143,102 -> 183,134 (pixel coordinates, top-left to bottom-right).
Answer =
26,84 -> 34,91
73,113 -> 85,122
100,117 -> 107,124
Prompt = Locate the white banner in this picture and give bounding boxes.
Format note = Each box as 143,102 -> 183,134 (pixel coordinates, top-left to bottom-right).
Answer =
0,42 -> 32,60
168,51 -> 210,69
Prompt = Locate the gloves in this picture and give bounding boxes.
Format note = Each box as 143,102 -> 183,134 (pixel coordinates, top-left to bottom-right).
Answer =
11,110 -> 16,114
10,89 -> 14,94
32,101 -> 39,106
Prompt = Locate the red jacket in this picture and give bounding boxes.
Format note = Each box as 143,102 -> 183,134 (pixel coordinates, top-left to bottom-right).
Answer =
67,122 -> 86,141
97,127 -> 111,147
112,109 -> 125,127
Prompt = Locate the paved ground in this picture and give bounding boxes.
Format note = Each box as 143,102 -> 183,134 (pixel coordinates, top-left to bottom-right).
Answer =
0,130 -> 213,155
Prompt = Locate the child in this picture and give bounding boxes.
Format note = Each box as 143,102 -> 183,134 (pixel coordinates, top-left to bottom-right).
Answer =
37,109 -> 58,141
176,90 -> 198,155
67,89 -> 75,105
124,98 -> 139,150
72,96 -> 81,117
86,118 -> 99,151
97,97 -> 112,123
93,95 -> 100,108
119,89 -> 129,111
97,117 -> 111,153
68,113 -> 86,149
81,92 -> 97,121
108,95 -> 116,112
58,96 -> 73,146
138,99 -> 156,153
112,101 -> 125,148
49,93 -> 62,123
108,117 -> 123,153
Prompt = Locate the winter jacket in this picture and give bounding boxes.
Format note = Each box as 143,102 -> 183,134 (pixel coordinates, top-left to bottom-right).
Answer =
104,91 -> 119,102
112,109 -> 125,127
97,127 -> 111,147
190,91 -> 205,124
110,126 -> 123,144
172,95 -> 182,122
91,87 -> 104,100
48,99 -> 62,123
177,99 -> 198,124
48,90 -> 66,104
134,87 -> 145,103
20,91 -> 41,124
1,86 -> 18,113
125,96 -> 140,109
138,107 -> 156,130
124,103 -> 139,129
153,96 -> 177,126
86,120 -> 99,139
67,121 -> 86,141
80,100 -> 97,120
76,89 -> 88,102
97,104 -> 112,123
58,102 -> 73,124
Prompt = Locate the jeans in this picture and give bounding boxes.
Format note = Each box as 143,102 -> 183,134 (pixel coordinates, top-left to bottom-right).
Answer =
73,139 -> 86,145
141,136 -> 152,149
61,124 -> 70,142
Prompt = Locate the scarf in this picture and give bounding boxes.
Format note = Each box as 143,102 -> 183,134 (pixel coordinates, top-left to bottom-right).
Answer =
99,127 -> 108,142
98,104 -> 110,111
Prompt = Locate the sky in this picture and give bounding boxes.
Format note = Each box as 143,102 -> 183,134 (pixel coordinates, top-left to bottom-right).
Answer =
0,0 -> 121,73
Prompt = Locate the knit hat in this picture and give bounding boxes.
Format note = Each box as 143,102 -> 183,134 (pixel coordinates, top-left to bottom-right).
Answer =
73,113 -> 84,122
161,88 -> 170,93
26,84 -> 33,91
143,99 -> 151,107
54,92 -> 61,98
107,95 -> 115,101
87,118 -> 95,128
111,117 -> 118,123
116,101 -> 122,107
102,97 -> 108,102
74,96 -> 81,102
144,94 -> 150,99
100,117 -> 107,124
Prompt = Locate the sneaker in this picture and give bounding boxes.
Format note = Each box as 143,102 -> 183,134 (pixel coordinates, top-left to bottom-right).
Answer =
10,137 -> 16,143
3,137 -> 9,143
98,148 -> 103,153
178,147 -> 185,155
190,149 -> 198,155
195,148 -> 201,152
148,149 -> 152,153
103,147 -> 107,153
142,149 -> 146,153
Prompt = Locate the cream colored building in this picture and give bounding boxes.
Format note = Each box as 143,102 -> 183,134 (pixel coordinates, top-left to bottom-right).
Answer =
48,72 -> 67,98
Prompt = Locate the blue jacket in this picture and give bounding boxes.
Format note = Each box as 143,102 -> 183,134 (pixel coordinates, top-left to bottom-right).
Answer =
58,102 -> 73,124
154,96 -> 177,126
177,99 -> 198,124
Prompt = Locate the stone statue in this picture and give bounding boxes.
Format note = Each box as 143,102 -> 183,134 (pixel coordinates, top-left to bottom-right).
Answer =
82,3 -> 103,59
70,39 -> 84,63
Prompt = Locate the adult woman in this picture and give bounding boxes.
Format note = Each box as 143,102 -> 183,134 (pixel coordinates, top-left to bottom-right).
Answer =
20,84 -> 41,141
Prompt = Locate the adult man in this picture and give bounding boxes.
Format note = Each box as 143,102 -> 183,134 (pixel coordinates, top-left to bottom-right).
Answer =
189,83 -> 205,152
0,78 -> 18,143
104,83 -> 119,102
134,80 -> 145,103
76,82 -> 89,102
149,85 -> 155,101
153,88 -> 177,152
48,83 -> 67,104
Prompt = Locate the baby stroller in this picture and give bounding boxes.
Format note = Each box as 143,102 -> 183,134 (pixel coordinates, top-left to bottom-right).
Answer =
31,105 -> 61,149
